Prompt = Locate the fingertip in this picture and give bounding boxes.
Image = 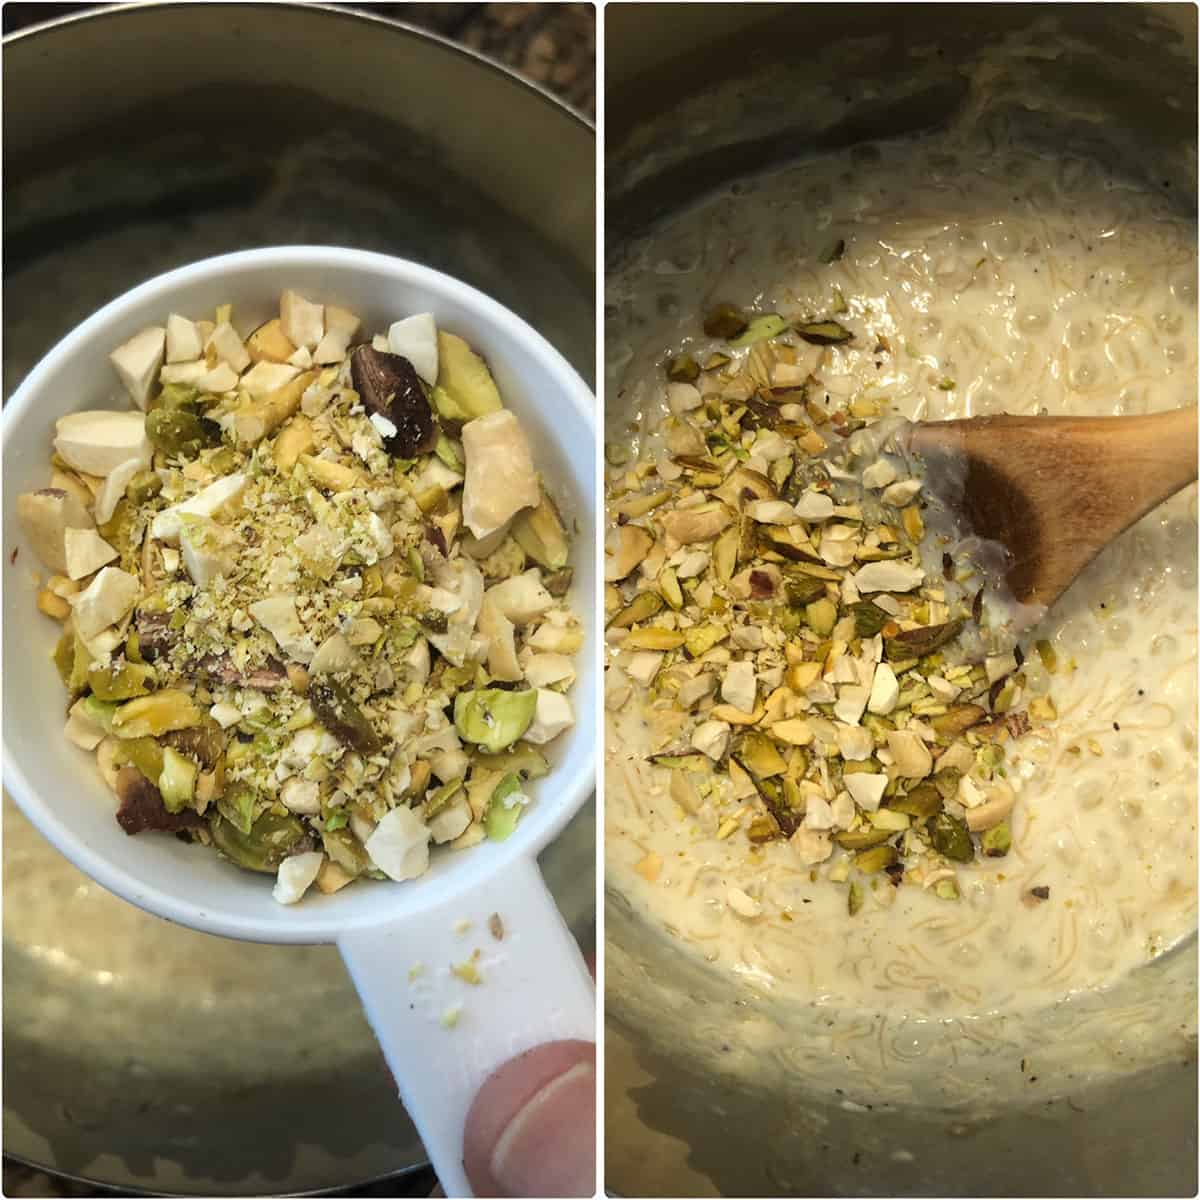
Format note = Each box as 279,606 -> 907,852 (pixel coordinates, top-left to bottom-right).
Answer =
463,1039 -> 596,1197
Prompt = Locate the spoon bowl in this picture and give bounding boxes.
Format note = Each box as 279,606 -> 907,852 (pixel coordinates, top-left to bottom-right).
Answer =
2,246 -> 597,1195
911,406 -> 1198,615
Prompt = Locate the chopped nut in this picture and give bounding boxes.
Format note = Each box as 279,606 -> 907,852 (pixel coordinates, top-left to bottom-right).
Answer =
605,524 -> 654,581
886,730 -> 933,779
691,720 -> 731,761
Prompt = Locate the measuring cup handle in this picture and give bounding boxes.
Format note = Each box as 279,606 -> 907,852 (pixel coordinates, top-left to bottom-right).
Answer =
337,855 -> 595,1197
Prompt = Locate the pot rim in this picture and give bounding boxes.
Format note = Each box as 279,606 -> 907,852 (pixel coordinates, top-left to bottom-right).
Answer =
2,0 -> 595,134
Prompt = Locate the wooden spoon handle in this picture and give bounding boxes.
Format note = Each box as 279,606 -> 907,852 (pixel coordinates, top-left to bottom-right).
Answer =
916,405 -> 1198,509
911,407 -> 1197,607
1101,405 -> 1199,510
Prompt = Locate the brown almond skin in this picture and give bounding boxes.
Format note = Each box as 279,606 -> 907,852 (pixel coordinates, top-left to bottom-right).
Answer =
350,345 -> 438,459
884,619 -> 964,660
115,766 -> 204,835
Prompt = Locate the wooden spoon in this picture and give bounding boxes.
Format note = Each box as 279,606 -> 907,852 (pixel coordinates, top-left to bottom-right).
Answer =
909,406 -> 1198,611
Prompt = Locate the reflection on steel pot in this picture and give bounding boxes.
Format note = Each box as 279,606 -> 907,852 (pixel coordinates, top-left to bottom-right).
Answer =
605,5 -> 1196,1197
2,5 -> 594,1194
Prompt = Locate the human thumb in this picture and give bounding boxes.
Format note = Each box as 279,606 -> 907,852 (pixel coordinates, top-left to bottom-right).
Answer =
462,1039 -> 596,1197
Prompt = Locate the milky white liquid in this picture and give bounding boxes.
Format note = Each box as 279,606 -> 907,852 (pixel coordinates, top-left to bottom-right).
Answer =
605,134 -> 1197,1068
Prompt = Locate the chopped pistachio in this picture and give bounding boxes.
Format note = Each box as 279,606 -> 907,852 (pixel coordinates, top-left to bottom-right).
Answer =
607,590 -> 664,629
702,303 -> 749,340
666,355 -> 700,383
981,821 -> 1012,857
855,844 -> 898,874
728,314 -> 790,348
795,319 -> 853,345
929,812 -> 974,863
602,295 -> 1059,920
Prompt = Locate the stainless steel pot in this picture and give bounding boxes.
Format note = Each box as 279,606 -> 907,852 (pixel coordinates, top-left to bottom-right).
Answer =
604,5 -> 1197,1195
2,5 -> 594,1193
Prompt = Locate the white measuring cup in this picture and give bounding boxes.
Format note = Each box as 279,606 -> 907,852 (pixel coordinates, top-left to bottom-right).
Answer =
1,247 -> 597,1197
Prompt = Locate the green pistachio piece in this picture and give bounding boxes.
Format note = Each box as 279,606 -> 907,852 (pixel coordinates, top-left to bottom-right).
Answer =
98,499 -> 141,574
87,660 -> 156,701
976,744 -> 1006,776
981,821 -> 1012,857
126,470 -> 163,504
210,809 -> 306,874
855,844 -> 898,874
483,772 -> 527,841
778,607 -> 803,636
163,720 -> 227,771
848,879 -> 864,916
862,713 -> 895,740
885,620 -> 964,661
805,598 -> 838,637
321,825 -> 372,876
745,774 -> 800,839
821,238 -> 847,265
434,433 -> 464,473
1035,639 -> 1058,673
868,808 -> 910,832
841,757 -> 881,776
834,827 -> 892,850
155,383 -> 202,412
933,766 -> 963,801
702,303 -> 748,340
207,446 -> 240,475
424,778 -> 463,819
728,314 -> 789,348
443,667 -> 480,696
683,623 -> 729,659
217,784 -> 258,836
145,408 -> 221,460
794,319 -> 853,345
607,590 -> 664,629
666,355 -> 700,383
512,490 -> 570,571
158,746 -> 198,814
732,733 -> 787,779
929,812 -> 974,862
886,782 -> 943,819
712,525 -> 739,583
544,566 -> 573,597
433,332 -> 502,422
474,746 -> 551,780
747,813 -> 783,843
53,631 -> 78,691
657,566 -> 684,611
454,688 -> 537,753
110,736 -> 164,784
850,600 -> 890,638
111,689 -> 203,738
309,680 -> 382,755
786,576 -> 827,606
648,752 -> 712,772
931,704 -> 987,737
80,695 -> 119,732
934,877 -> 961,900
